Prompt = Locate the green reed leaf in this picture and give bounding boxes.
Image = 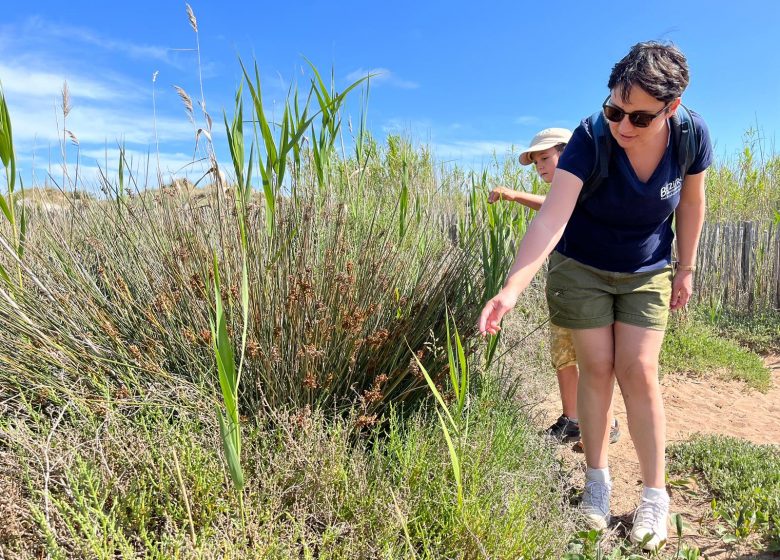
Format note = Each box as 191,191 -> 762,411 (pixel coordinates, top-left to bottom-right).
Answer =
437,409 -> 463,510
218,410 -> 244,490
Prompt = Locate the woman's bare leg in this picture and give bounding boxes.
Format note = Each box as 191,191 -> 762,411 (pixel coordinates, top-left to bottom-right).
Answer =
613,322 -> 666,487
570,325 -> 615,469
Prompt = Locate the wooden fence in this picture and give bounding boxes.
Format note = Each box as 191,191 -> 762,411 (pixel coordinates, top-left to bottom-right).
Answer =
695,220 -> 780,312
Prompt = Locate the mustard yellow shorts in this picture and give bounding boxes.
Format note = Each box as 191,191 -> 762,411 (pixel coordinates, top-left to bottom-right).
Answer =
550,324 -> 577,370
546,251 -> 673,331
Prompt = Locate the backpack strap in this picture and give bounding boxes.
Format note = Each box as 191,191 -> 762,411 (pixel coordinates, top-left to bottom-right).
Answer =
578,111 -> 612,203
670,104 -> 698,178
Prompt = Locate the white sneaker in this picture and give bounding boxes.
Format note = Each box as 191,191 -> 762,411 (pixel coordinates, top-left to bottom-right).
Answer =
630,492 -> 669,551
581,479 -> 612,529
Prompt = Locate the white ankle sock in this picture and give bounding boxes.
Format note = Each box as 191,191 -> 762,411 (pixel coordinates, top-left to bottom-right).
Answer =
586,467 -> 611,484
642,486 -> 668,501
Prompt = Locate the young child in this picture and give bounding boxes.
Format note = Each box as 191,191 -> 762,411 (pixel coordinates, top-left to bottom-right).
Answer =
488,128 -> 620,448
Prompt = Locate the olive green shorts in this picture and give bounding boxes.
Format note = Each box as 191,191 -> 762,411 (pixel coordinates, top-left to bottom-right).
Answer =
550,324 -> 577,370
546,251 -> 673,331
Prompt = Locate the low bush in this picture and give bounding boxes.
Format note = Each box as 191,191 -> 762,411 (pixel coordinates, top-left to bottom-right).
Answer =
2,380 -> 573,558
669,435 -> 780,552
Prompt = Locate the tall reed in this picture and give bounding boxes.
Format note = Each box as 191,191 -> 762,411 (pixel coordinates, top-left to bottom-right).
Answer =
210,253 -> 247,519
0,83 -> 26,288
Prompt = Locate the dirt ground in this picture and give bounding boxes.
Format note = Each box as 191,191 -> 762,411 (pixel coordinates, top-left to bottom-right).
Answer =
537,354 -> 780,559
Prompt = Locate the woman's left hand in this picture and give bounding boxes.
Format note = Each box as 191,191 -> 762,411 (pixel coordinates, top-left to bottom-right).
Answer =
670,270 -> 694,310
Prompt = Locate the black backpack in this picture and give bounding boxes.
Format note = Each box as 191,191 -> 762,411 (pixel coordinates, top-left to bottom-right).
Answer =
578,104 -> 700,203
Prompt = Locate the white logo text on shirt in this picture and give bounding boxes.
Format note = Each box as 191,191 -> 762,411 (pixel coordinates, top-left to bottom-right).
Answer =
660,178 -> 682,200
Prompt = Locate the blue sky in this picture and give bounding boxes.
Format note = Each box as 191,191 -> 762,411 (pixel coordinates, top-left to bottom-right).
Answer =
1,0 -> 778,189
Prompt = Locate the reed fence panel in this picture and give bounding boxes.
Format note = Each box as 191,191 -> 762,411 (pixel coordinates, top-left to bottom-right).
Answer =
692,220 -> 778,312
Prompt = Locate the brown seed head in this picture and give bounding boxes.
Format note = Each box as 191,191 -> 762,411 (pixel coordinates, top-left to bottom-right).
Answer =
189,274 -> 206,297
246,340 -> 261,358
290,405 -> 312,431
302,371 -> 318,389
361,386 -> 383,405
366,328 -> 389,349
128,344 -> 142,360
101,319 -> 120,339
355,414 -> 378,429
182,328 -> 197,344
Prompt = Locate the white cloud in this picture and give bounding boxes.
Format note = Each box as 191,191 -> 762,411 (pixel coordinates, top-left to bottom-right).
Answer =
0,15 -> 250,192
381,117 -> 434,136
0,15 -> 213,143
0,64 -> 126,102
5,90 -> 199,146
429,140 -> 515,160
21,147 -> 226,191
6,17 -> 173,63
379,116 -> 517,163
515,115 -> 540,126
345,68 -> 418,89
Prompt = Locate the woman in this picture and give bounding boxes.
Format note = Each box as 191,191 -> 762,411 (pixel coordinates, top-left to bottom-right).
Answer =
479,42 -> 712,551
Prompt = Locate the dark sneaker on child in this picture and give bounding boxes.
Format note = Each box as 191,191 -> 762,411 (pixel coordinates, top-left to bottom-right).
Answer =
544,414 -> 581,443
572,419 -> 621,453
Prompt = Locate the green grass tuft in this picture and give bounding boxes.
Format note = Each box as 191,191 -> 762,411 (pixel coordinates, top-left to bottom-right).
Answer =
661,314 -> 771,390
694,305 -> 780,354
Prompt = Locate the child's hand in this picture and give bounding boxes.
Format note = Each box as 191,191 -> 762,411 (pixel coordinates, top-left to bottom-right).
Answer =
488,186 -> 511,204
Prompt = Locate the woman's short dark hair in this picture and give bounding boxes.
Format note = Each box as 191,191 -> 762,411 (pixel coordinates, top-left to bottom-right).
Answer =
608,41 -> 689,103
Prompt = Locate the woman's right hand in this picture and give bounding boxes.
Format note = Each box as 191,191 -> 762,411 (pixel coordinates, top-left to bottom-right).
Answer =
478,289 -> 519,335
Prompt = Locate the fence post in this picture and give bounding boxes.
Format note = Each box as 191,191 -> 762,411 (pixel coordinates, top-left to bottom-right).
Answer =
725,222 -> 737,309
774,222 -> 780,310
741,221 -> 754,310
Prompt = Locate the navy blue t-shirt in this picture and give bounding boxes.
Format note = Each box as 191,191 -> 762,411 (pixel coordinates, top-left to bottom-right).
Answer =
555,110 -> 713,273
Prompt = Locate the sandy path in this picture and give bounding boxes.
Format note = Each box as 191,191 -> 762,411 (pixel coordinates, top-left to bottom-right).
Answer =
538,354 -> 780,558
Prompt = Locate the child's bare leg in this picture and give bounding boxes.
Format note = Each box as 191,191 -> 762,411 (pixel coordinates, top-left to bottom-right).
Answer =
556,364 -> 579,418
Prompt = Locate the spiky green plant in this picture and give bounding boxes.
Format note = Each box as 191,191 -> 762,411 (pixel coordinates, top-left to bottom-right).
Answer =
412,308 -> 474,511
210,253 -> 247,518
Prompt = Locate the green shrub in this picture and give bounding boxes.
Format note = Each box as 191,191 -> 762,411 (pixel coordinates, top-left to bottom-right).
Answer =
3,380 -> 572,558
669,435 -> 780,551
705,128 -> 780,222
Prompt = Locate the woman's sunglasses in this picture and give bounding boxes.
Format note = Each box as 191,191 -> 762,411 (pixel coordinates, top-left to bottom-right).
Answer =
602,96 -> 671,128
